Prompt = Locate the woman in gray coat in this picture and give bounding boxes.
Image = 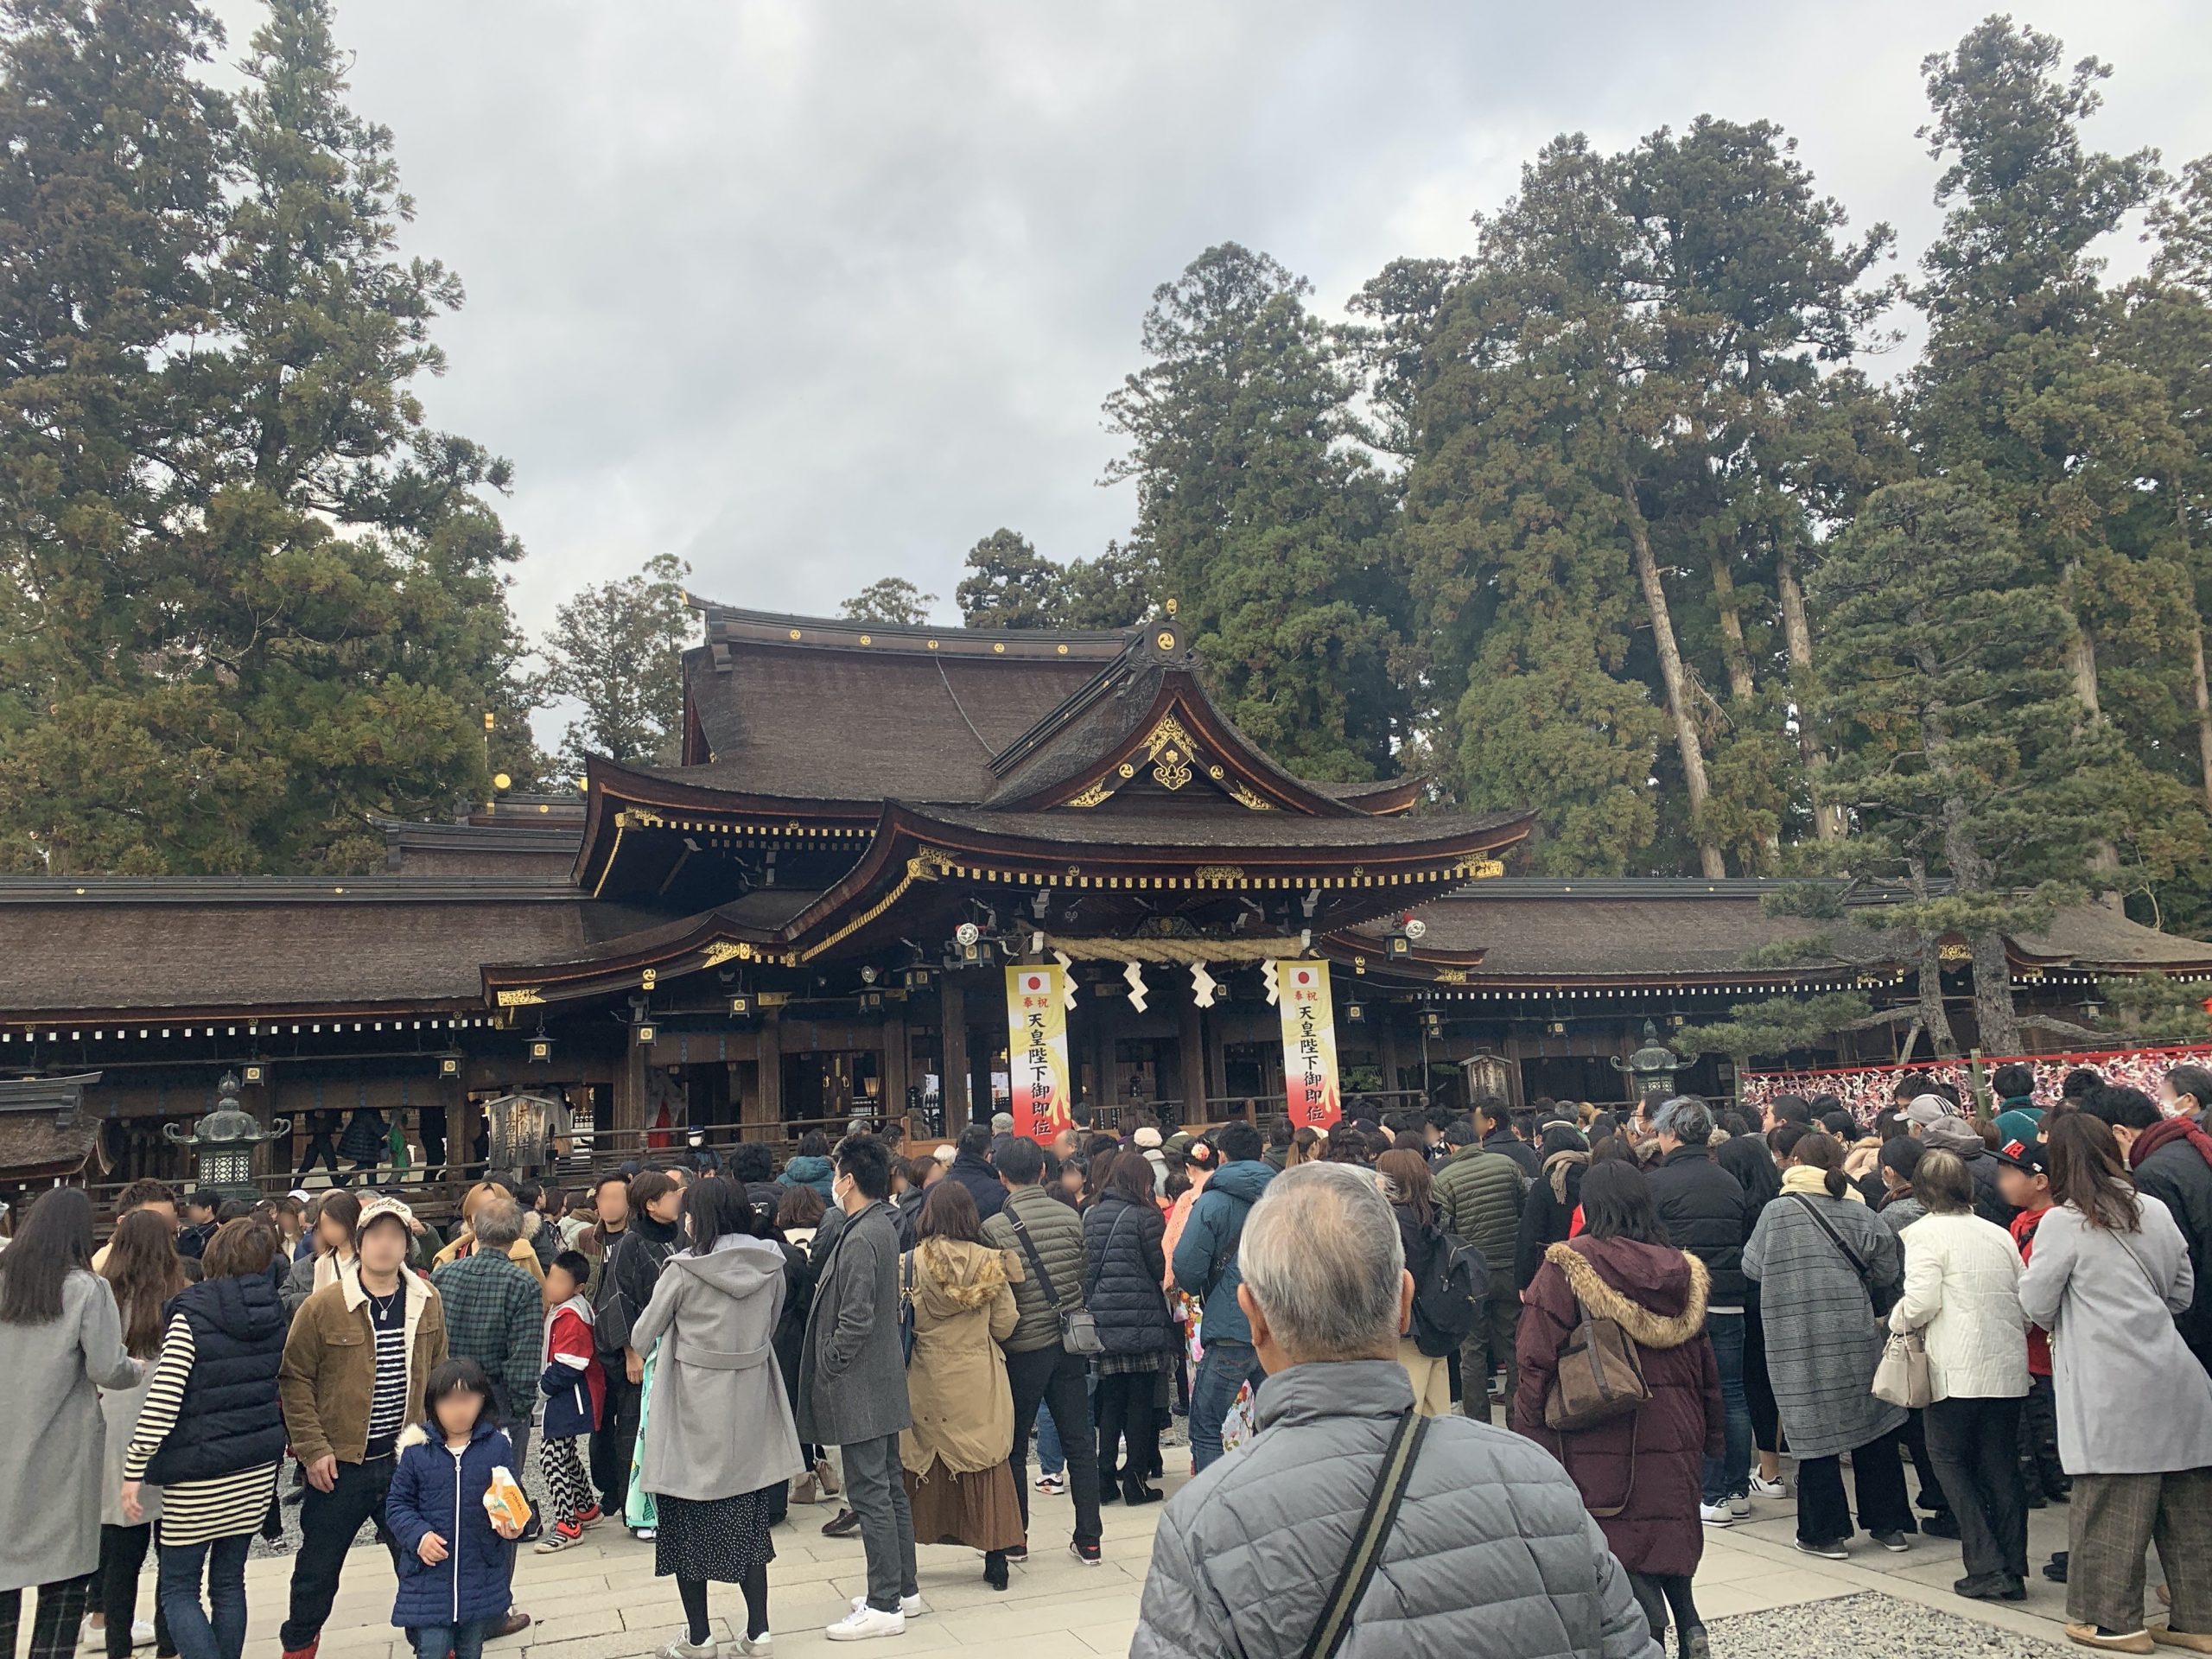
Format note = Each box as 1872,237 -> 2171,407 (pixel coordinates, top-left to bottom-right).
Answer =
628,1178 -> 803,1659
1742,1132 -> 1914,1558
2020,1114 -> 2212,1654
0,1188 -> 144,1659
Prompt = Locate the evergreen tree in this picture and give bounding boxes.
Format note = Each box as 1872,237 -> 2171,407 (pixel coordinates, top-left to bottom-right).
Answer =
955,529 -> 1067,627
0,0 -> 234,873
534,553 -> 691,774
0,0 -> 538,873
1809,480 -> 2126,1054
1910,18 -> 2187,906
1104,243 -> 1406,781
1058,541 -> 1156,630
1356,251 -> 1666,874
839,575 -> 936,627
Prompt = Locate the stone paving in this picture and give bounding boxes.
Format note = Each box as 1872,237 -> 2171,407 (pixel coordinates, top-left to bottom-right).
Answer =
58,1464 -> 2130,1659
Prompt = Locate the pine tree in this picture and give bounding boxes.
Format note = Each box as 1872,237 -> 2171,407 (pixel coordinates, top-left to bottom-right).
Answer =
1104,244 -> 1406,781
1809,480 -> 2126,1054
534,553 -> 692,774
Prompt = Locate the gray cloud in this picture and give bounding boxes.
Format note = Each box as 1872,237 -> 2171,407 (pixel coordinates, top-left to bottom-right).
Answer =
202,0 -> 2212,644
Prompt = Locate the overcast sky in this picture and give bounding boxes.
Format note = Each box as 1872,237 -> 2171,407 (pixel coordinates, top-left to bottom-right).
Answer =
207,0 -> 2212,645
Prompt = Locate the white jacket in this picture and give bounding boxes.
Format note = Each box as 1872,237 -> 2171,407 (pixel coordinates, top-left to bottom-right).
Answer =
1890,1211 -> 2030,1401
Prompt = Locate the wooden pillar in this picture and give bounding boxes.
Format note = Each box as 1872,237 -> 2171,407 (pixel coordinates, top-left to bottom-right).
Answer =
881,1005 -> 910,1124
1206,1008 -> 1229,1107
446,1079 -> 475,1182
941,976 -> 969,1135
1379,1007 -> 1404,1099
611,1037 -> 646,1136
754,1011 -> 784,1135
1090,991 -> 1114,1120
1178,992 -> 1207,1127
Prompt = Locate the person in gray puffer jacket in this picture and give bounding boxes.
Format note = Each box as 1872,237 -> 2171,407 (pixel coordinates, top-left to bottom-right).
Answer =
1132,1163 -> 1660,1659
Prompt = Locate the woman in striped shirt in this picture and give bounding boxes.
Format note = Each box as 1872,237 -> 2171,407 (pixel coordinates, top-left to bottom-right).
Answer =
119,1220 -> 289,1659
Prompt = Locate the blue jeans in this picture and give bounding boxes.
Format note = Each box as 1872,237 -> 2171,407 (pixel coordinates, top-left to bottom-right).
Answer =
1190,1338 -> 1265,1473
408,1619 -> 490,1659
156,1535 -> 250,1659
1702,1312 -> 1752,1505
1036,1401 -> 1065,1476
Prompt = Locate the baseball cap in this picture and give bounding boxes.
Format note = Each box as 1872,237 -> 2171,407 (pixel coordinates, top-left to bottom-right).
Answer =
1993,1136 -> 2049,1177
355,1193 -> 416,1240
1902,1093 -> 1955,1131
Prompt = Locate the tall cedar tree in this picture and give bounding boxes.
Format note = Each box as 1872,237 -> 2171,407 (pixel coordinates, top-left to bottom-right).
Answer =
956,529 -> 1066,628
0,0 -> 538,874
1104,244 -> 1406,781
1357,248 -> 1668,874
1910,18 -> 2199,912
838,575 -> 936,628
1809,480 -> 2126,1055
1360,121 -> 1899,873
535,553 -> 692,776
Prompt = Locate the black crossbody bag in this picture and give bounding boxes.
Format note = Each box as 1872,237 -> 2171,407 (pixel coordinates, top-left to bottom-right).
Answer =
1007,1208 -> 1103,1357
1300,1407 -> 1429,1659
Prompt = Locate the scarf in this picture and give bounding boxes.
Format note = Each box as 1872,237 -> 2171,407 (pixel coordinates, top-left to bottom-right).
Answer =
2131,1114 -> 2212,1175
1780,1164 -> 1866,1203
1544,1148 -> 1589,1205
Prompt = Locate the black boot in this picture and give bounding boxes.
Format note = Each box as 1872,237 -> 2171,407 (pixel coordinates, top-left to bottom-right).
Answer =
982,1551 -> 1009,1592
1122,1476 -> 1163,1506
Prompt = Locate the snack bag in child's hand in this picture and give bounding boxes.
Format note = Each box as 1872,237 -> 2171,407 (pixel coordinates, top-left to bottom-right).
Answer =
483,1465 -> 529,1534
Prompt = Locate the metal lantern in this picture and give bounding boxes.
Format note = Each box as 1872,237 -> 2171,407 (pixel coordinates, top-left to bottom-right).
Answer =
162,1072 -> 289,1202
1611,1019 -> 1680,1099
1460,1052 -> 1513,1101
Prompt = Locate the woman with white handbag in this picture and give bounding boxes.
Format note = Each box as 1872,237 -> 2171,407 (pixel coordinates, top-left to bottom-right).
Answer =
1887,1148 -> 2031,1602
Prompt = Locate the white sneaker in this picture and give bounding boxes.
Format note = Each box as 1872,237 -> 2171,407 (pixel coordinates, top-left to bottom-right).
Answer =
736,1635 -> 772,1656
848,1593 -> 925,1618
824,1605 -> 906,1643
77,1617 -> 99,1650
1728,1496 -> 1751,1518
1748,1472 -> 1789,1498
655,1641 -> 717,1659
130,1623 -> 155,1649
1699,1503 -> 1735,1527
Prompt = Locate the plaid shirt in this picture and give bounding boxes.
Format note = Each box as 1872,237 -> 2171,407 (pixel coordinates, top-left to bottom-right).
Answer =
430,1248 -> 543,1419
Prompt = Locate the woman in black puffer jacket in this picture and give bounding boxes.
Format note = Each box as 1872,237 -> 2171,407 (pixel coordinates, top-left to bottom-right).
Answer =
1083,1153 -> 1172,1505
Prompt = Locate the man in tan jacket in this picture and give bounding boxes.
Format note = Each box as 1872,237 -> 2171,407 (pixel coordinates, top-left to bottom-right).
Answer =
276,1197 -> 450,1659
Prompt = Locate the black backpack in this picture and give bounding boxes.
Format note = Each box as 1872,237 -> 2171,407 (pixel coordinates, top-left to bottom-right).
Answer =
1409,1224 -> 1489,1357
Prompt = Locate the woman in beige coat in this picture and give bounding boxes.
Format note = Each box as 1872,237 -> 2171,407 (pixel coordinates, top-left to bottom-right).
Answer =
900,1181 -> 1025,1590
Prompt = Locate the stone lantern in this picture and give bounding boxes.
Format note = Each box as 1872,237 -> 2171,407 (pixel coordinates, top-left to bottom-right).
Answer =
163,1072 -> 289,1202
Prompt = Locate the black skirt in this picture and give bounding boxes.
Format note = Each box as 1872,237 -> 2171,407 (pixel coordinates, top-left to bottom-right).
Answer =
652,1487 -> 779,1582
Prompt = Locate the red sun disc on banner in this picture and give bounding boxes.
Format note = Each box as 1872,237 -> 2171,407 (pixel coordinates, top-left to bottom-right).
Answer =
1023,974 -> 1045,992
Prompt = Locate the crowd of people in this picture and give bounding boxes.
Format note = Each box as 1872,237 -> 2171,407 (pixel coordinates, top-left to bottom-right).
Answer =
0,1066 -> 2207,1658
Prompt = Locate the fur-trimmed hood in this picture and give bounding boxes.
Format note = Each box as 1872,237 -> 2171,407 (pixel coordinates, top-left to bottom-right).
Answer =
1545,1236 -> 1709,1350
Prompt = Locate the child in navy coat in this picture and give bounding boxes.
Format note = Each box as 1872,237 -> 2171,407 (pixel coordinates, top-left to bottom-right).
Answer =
532,1250 -> 607,1553
385,1358 -> 524,1659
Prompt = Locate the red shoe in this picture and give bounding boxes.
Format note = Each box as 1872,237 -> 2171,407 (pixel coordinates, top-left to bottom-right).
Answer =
573,1503 -> 603,1530
283,1643 -> 319,1659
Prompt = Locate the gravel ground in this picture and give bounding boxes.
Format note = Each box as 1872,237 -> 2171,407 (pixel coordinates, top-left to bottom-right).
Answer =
1708,1592 -> 2063,1657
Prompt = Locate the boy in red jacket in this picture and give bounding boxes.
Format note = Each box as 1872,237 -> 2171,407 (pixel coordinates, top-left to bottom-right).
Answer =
533,1250 -> 607,1552
1997,1139 -> 2070,1584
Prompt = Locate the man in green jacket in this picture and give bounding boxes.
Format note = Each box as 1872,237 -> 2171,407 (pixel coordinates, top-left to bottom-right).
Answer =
981,1137 -> 1103,1561
1431,1118 -> 1525,1422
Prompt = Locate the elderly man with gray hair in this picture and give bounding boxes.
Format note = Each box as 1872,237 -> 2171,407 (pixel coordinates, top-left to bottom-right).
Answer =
1131,1163 -> 1659,1659
1646,1096 -> 1755,1524
430,1195 -> 549,1536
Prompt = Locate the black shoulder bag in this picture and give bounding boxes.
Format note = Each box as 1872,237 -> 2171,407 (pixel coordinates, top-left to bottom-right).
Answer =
1300,1408 -> 1429,1659
1007,1208 -> 1103,1357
